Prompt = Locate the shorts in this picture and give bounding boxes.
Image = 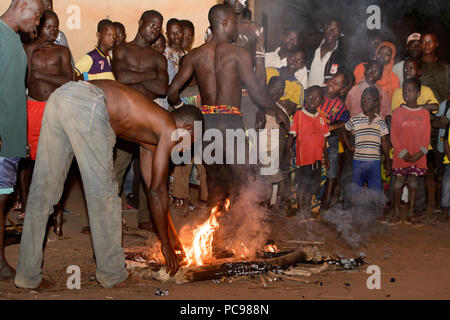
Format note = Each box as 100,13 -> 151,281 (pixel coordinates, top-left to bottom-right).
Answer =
27,99 -> 47,160
392,166 -> 427,177
326,134 -> 339,179
0,157 -> 20,194
296,161 -> 322,195
353,159 -> 382,191
442,164 -> 450,208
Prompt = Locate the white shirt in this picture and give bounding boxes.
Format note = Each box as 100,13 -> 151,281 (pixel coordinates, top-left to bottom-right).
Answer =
393,60 -> 404,87
265,47 -> 308,89
308,39 -> 338,88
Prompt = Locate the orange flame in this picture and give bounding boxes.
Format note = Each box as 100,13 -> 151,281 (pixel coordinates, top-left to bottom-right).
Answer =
263,244 -> 280,253
183,199 -> 231,267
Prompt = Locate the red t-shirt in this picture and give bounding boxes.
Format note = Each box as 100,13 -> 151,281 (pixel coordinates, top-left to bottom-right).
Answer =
290,109 -> 330,166
391,105 -> 431,170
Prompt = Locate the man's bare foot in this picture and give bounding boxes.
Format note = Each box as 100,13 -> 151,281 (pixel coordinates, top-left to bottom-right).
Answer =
138,222 -> 154,232
0,262 -> 15,280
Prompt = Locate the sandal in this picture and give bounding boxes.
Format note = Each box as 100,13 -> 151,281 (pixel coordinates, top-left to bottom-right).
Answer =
12,202 -> 22,211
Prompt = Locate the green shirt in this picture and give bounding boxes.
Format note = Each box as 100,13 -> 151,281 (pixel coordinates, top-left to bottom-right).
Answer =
0,18 -> 28,157
420,60 -> 450,104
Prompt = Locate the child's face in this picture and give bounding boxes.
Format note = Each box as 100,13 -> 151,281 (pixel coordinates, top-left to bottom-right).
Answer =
376,45 -> 392,65
403,60 -> 421,80
402,83 -> 420,105
98,25 -> 116,51
326,73 -> 346,97
305,89 -> 323,112
268,81 -> 285,101
287,51 -> 306,72
364,63 -> 381,84
361,92 -> 378,115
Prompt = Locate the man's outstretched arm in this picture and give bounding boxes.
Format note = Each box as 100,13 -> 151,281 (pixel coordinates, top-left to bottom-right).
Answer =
140,135 -> 180,277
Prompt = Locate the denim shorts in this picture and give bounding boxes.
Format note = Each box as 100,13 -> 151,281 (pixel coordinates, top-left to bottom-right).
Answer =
0,156 -> 20,194
442,164 -> 450,208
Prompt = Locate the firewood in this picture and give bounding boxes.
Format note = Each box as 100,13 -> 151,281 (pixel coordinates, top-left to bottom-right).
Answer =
267,271 -> 310,283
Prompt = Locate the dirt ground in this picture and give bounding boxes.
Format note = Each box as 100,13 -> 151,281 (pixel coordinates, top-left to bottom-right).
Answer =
1,176 -> 449,301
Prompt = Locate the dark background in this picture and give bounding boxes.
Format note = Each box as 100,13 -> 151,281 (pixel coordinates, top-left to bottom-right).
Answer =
253,0 -> 449,69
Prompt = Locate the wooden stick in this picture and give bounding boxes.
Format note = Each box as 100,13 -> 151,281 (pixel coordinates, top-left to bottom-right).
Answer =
267,271 -> 310,283
284,240 -> 324,245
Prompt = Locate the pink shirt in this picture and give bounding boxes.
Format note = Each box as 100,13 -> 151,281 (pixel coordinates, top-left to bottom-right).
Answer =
391,105 -> 431,170
345,81 -> 391,120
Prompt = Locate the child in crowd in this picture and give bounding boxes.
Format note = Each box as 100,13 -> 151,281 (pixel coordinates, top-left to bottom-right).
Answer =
287,86 -> 330,216
266,49 -> 306,109
390,78 -> 431,225
74,19 -> 116,81
391,57 -> 439,112
354,41 -> 400,101
346,60 -> 391,120
318,72 -> 351,212
344,87 -> 390,203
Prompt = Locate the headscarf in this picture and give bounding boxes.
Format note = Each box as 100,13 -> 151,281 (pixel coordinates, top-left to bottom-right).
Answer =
353,41 -> 400,100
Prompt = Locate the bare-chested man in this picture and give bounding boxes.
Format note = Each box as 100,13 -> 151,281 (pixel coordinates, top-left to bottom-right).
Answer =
113,10 -> 168,101
226,0 -> 267,132
15,80 -> 202,289
112,10 -> 168,231
168,4 -> 283,205
20,10 -> 72,236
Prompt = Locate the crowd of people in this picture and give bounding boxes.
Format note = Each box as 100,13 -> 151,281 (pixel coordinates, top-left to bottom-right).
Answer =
0,0 -> 449,288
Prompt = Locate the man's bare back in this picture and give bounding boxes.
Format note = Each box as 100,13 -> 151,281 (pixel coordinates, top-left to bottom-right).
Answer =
90,80 -> 176,150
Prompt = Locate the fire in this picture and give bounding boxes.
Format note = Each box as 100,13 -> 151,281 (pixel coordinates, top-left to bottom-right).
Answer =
263,244 -> 280,253
183,199 -> 231,267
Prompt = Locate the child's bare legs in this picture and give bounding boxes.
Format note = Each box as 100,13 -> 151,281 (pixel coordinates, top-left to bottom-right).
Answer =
0,194 -> 15,279
407,186 -> 417,222
392,174 -> 406,222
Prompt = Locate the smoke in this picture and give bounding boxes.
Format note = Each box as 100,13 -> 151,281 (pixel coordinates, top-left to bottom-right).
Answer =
214,174 -> 272,258
320,183 -> 387,249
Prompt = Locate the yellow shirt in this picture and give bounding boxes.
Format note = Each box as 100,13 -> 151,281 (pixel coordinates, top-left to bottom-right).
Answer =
74,47 -> 115,81
266,68 -> 304,108
391,85 -> 439,113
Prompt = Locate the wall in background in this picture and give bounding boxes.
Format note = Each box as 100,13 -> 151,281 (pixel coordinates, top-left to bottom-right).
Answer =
0,0 -> 218,61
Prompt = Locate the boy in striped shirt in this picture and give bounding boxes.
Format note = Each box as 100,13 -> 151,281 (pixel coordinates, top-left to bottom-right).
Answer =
344,87 -> 390,199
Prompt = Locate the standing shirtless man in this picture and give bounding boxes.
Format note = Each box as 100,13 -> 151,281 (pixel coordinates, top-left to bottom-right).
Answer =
112,10 -> 168,230
21,10 -> 72,236
168,4 -> 283,206
15,80 -> 201,289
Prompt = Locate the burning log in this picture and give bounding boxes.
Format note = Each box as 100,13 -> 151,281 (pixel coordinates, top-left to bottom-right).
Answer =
131,247 -> 324,284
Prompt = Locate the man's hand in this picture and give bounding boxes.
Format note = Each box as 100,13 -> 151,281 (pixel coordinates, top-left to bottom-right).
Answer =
255,109 -> 266,130
161,243 -> 180,277
407,151 -> 425,163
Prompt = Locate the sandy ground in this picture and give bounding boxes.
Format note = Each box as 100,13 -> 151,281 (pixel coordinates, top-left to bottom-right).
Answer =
1,176 -> 449,301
